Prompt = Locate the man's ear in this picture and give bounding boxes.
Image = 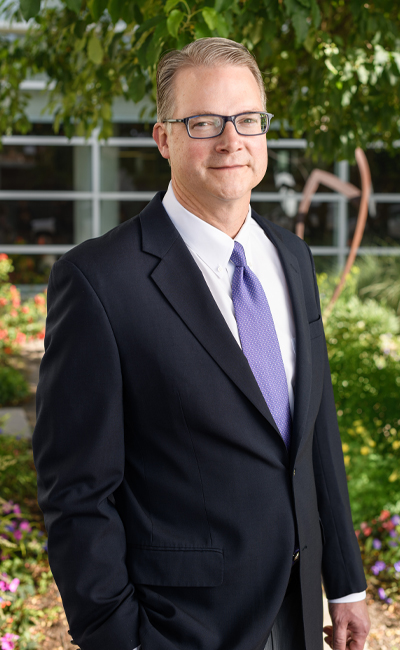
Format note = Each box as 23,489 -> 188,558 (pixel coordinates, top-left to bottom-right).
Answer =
153,123 -> 171,160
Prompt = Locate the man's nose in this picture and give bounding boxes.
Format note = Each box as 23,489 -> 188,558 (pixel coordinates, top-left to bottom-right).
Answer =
215,120 -> 243,152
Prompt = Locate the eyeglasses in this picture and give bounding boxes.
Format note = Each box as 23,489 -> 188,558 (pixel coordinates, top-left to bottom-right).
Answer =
162,112 -> 274,139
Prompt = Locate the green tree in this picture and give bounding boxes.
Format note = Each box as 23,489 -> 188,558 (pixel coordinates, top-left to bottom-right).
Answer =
1,0 -> 399,161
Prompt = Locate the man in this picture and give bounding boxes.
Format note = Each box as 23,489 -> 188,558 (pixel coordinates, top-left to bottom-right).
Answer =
33,38 -> 370,650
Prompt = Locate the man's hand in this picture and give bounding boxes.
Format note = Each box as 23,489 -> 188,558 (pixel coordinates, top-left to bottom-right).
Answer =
323,600 -> 370,650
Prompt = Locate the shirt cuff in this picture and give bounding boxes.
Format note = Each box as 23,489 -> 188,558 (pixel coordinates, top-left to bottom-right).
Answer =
132,646 -> 141,650
328,590 -> 366,604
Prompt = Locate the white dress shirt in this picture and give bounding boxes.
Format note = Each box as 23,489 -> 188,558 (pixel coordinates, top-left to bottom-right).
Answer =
131,185 -> 365,648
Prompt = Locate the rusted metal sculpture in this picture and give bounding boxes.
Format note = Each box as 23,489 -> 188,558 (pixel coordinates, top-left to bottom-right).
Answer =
294,147 -> 372,316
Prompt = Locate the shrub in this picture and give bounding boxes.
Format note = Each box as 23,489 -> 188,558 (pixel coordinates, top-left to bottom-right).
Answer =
357,509 -> 400,603
0,254 -> 46,365
0,433 -> 53,649
0,367 -> 30,408
320,269 -> 400,526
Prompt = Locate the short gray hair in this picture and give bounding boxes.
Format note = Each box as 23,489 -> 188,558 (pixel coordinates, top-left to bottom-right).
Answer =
156,37 -> 266,122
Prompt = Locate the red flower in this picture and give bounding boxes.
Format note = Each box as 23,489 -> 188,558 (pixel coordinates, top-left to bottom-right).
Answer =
0,253 -> 8,260
382,520 -> 395,531
16,331 -> 26,344
0,298 -> 7,306
21,306 -> 29,314
4,347 -> 12,354
364,527 -> 372,536
380,510 -> 391,521
34,295 -> 45,305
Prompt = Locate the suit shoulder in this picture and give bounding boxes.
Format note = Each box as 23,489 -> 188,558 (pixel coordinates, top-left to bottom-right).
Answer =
56,214 -> 142,273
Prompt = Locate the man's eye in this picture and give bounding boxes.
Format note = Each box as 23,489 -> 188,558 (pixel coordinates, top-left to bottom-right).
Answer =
192,120 -> 217,128
238,117 -> 258,124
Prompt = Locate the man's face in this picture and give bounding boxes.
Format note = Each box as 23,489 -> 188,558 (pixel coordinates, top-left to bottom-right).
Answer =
154,65 -> 268,208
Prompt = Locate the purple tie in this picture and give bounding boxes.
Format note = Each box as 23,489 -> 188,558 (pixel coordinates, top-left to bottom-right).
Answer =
230,241 -> 291,449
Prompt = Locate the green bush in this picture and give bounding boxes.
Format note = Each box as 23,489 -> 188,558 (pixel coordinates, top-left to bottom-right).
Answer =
320,270 -> 400,526
0,366 -> 30,407
356,509 -> 400,603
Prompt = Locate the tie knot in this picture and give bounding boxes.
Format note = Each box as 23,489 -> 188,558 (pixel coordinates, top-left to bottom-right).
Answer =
230,241 -> 247,268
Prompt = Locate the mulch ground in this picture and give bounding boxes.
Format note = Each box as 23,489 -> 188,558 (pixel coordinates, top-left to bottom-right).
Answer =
23,581 -> 400,649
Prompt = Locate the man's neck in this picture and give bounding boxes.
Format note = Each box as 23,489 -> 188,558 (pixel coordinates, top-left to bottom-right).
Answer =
171,179 -> 250,239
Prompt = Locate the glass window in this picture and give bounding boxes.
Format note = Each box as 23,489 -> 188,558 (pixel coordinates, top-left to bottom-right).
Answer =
100,146 -> 170,192
0,200 -> 92,245
254,149 -> 334,193
349,150 -> 400,194
350,202 -> 400,247
253,201 -> 337,247
100,200 -> 151,233
0,145 -> 75,191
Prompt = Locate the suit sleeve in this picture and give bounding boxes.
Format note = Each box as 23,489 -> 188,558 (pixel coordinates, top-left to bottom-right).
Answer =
305,245 -> 367,599
32,259 -> 140,650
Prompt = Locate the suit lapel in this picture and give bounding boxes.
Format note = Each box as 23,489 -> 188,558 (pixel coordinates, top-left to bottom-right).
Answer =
251,212 -> 313,459
140,194 -> 281,437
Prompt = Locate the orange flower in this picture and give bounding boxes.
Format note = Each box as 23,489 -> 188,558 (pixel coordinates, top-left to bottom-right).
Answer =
37,328 -> 45,339
0,253 -> 8,260
16,331 -> 26,344
21,306 -> 29,314
12,297 -> 20,307
0,298 -> 7,306
34,294 -> 46,305
10,309 -> 18,318
4,347 -> 12,354
0,329 -> 7,340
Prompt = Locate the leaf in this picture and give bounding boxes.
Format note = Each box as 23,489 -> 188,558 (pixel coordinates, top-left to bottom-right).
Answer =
167,9 -> 184,38
310,0 -> 321,29
88,33 -> 104,64
108,0 -> 125,23
202,7 -> 218,31
135,15 -> 165,38
65,0 -> 82,14
164,0 -> 181,13
215,15 -> 229,38
128,70 -> 146,103
87,0 -> 108,21
194,22 -> 212,39
292,11 -> 309,44
296,0 -> 310,7
20,0 -> 41,20
74,36 -> 86,52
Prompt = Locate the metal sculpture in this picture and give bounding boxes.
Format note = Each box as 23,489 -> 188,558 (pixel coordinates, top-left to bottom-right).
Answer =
294,148 -> 372,316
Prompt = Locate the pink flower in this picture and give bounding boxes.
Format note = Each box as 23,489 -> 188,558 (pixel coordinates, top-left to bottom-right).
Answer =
1,633 -> 20,650
12,530 -> 22,541
363,526 -> 372,537
380,510 -> 391,521
8,578 -> 19,593
19,521 -> 31,532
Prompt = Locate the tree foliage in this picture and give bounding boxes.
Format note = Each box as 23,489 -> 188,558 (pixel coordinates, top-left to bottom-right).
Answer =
1,0 -> 400,161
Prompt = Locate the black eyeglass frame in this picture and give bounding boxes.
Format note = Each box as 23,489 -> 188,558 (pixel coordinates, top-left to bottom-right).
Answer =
162,111 -> 274,139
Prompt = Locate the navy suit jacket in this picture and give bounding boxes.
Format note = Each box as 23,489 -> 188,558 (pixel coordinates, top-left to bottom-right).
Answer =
33,193 -> 367,650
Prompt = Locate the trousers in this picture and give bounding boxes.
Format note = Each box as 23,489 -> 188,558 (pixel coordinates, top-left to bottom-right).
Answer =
264,562 -> 306,650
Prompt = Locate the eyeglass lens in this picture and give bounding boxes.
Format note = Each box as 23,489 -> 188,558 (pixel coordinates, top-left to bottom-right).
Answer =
188,113 -> 268,138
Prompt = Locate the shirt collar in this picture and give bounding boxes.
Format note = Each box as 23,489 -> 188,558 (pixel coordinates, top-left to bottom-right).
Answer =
162,182 -> 252,276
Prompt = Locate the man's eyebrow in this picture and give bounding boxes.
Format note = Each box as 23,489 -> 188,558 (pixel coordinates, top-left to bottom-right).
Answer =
188,109 -> 263,115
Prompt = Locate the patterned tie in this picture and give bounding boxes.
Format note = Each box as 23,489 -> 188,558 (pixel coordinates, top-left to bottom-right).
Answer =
230,241 -> 291,449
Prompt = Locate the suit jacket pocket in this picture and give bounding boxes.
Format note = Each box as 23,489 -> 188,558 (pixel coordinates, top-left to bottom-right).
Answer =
127,545 -> 224,587
309,315 -> 324,340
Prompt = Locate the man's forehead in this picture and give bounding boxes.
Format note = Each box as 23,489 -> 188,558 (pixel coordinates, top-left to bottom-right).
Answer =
172,65 -> 264,115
